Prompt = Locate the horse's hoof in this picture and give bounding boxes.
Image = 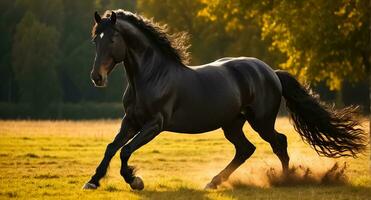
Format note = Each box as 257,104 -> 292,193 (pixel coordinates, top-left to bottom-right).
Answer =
82,182 -> 98,190
204,182 -> 217,190
130,176 -> 144,190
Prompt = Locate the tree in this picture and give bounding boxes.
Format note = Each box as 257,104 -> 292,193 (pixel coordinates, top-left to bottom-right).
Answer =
137,0 -> 281,65
12,11 -> 61,110
200,0 -> 368,87
201,0 -> 370,172
0,1 -> 23,102
137,0 -> 215,64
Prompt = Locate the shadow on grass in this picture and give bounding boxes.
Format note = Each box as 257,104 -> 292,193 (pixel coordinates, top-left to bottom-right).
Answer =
135,186 -> 211,200
131,184 -> 371,200
94,162 -> 371,199
221,185 -> 371,200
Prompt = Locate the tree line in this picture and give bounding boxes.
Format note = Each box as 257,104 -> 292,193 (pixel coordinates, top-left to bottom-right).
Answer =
0,0 -> 135,110
0,0 -> 369,118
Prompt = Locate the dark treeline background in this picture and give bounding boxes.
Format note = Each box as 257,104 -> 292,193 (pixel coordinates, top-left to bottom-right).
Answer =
0,0 -> 368,119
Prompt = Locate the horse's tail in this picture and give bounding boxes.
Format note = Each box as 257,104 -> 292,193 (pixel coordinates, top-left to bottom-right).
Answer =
275,70 -> 366,158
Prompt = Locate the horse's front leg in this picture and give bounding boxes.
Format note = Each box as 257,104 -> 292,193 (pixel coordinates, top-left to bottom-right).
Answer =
83,116 -> 137,189
120,116 -> 163,190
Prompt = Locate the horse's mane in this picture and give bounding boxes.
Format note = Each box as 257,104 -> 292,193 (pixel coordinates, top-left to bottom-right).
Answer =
92,9 -> 191,65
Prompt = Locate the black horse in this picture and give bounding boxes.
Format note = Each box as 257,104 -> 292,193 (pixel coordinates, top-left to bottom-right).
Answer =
83,10 -> 366,190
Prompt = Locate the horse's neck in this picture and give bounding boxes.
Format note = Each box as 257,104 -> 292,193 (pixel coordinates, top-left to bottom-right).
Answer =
118,20 -> 183,88
123,45 -> 178,89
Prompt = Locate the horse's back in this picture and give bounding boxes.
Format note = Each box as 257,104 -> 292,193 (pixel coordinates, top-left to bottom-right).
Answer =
194,57 -> 282,104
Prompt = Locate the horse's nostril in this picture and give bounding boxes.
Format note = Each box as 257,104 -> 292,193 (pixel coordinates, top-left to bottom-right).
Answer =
96,74 -> 102,82
91,72 -> 103,85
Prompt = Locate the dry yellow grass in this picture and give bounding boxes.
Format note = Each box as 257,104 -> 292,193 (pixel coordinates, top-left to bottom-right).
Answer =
0,118 -> 370,199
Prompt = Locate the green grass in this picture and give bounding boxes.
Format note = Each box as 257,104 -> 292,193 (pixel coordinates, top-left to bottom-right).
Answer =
0,118 -> 370,200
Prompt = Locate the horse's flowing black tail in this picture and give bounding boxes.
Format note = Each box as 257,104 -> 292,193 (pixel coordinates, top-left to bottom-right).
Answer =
275,70 -> 366,158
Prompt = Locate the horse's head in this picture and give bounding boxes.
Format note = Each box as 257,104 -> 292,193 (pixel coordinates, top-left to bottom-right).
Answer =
91,11 -> 126,87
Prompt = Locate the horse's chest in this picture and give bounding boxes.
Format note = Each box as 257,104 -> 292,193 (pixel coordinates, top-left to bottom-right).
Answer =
125,98 -> 156,126
124,86 -> 173,126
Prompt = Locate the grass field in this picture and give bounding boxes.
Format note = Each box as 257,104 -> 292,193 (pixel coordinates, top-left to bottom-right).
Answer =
0,118 -> 370,200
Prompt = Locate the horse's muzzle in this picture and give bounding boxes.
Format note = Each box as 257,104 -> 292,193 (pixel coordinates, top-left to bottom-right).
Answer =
91,71 -> 107,87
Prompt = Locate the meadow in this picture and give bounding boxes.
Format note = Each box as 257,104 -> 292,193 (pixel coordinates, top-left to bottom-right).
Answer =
0,118 -> 370,200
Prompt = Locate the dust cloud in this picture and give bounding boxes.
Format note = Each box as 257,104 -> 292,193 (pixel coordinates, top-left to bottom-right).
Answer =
223,162 -> 348,189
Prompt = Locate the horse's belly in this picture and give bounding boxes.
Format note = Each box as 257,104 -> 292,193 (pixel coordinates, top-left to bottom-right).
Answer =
165,103 -> 240,133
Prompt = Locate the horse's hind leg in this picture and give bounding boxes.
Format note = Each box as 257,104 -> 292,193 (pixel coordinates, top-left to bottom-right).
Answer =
274,131 -> 289,172
250,118 -> 289,173
205,118 -> 256,189
263,129 -> 289,173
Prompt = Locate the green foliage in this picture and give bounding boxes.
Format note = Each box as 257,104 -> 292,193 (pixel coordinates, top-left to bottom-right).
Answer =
0,0 -> 135,107
12,11 -> 61,108
15,0 -> 65,29
200,0 -> 370,90
261,0 -> 369,90
138,0 -> 211,64
0,1 -> 23,102
137,0 -> 281,65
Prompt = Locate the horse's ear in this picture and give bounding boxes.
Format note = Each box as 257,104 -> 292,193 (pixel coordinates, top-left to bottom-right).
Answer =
110,11 -> 116,25
94,11 -> 101,23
